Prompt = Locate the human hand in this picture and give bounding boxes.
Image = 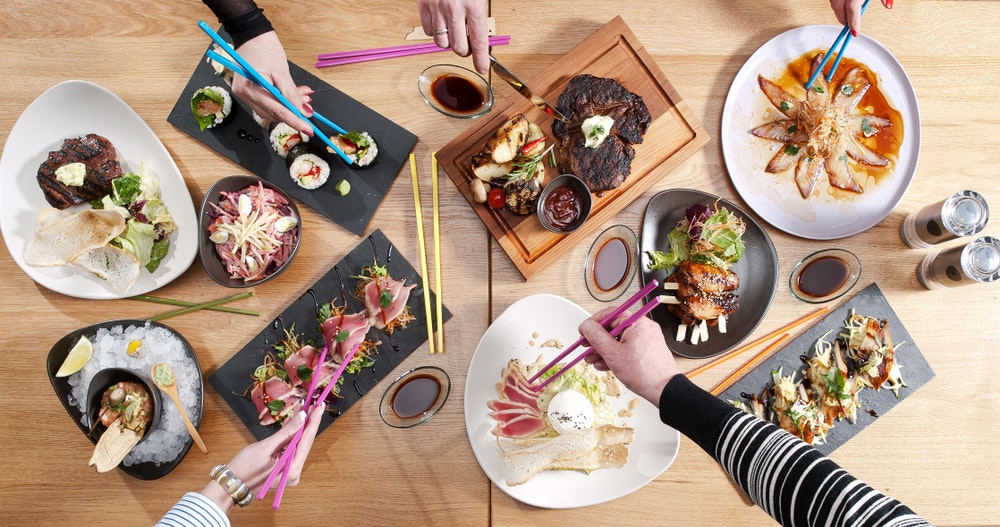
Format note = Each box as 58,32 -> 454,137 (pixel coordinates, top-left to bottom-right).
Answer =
229,404 -> 325,493
231,31 -> 315,135
829,0 -> 893,36
580,308 -> 680,406
417,0 -> 491,74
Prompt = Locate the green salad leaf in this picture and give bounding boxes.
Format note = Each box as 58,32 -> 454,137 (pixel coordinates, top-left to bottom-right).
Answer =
646,203 -> 746,271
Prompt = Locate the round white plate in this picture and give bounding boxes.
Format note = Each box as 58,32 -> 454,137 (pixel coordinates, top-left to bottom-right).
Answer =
721,25 -> 920,240
464,293 -> 680,509
0,80 -> 198,299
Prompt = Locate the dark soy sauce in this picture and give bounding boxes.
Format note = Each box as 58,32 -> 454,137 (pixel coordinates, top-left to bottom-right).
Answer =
391,375 -> 441,418
796,256 -> 850,298
594,237 -> 630,291
431,75 -> 486,115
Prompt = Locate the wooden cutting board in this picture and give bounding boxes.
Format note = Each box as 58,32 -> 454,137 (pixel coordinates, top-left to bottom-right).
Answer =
436,16 -> 709,279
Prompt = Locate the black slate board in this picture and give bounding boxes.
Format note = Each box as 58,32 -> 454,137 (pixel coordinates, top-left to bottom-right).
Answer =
167,32 -> 417,236
717,282 -> 934,456
209,229 -> 450,440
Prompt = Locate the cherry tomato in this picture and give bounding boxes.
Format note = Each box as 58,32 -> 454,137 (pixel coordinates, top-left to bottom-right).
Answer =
487,187 -> 506,209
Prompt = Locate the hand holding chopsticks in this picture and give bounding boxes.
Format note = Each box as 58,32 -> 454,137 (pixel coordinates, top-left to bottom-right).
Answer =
805,0 -> 871,90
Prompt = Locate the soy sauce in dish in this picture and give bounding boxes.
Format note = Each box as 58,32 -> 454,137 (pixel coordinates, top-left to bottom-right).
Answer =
542,185 -> 584,231
594,237 -> 630,291
391,374 -> 441,418
796,255 -> 850,298
431,75 -> 486,115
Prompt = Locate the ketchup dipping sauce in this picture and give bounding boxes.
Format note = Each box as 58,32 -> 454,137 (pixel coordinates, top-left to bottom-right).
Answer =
538,174 -> 592,233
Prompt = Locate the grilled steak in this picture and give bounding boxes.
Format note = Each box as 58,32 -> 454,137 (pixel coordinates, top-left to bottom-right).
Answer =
37,133 -> 122,209
551,74 -> 650,194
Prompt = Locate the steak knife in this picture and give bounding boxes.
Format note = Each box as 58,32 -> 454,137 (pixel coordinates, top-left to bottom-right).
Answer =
489,55 -> 570,123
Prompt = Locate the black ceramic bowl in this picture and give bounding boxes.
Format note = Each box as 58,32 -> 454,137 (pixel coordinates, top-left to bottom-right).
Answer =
86,368 -> 162,447
199,175 -> 301,287
536,174 -> 593,233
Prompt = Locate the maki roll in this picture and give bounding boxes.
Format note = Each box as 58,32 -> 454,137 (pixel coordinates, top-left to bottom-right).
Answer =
191,86 -> 233,131
328,131 -> 379,168
269,122 -> 308,158
286,142 -> 330,190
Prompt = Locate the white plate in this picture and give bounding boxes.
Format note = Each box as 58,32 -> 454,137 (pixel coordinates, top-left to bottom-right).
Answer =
0,80 -> 197,299
464,294 -> 680,509
721,25 -> 920,240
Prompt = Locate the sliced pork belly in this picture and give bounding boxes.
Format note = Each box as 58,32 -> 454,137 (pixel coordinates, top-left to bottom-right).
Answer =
363,276 -> 416,330
320,311 -> 372,363
251,376 -> 301,426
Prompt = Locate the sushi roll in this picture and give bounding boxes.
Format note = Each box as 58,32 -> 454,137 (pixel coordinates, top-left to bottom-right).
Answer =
251,109 -> 271,130
328,131 -> 379,168
191,86 -> 233,131
269,122 -> 309,158
287,142 -> 330,190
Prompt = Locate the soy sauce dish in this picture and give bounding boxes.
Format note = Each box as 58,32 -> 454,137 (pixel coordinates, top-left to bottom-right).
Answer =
379,366 -> 451,428
789,248 -> 862,303
585,224 -> 639,302
418,64 -> 494,119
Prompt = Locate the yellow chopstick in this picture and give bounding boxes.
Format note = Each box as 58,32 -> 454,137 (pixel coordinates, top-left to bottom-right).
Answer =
710,333 -> 792,396
431,152 -> 444,354
410,153 -> 436,355
686,306 -> 829,379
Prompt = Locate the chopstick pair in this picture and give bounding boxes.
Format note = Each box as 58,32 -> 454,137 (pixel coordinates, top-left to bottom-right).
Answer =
409,153 -> 445,354
257,343 -> 360,509
804,0 -> 871,90
315,35 -> 511,68
196,21 -> 355,166
529,280 -> 665,392
681,306 -> 830,396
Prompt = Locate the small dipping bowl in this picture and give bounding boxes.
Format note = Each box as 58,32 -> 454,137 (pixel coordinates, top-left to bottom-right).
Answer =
86,368 -> 161,447
418,64 -> 494,119
789,248 -> 862,303
585,224 -> 640,302
537,174 -> 593,233
379,366 -> 451,428
198,175 -> 301,288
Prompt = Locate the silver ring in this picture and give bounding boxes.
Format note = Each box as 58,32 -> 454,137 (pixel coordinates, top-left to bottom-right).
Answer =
433,28 -> 448,35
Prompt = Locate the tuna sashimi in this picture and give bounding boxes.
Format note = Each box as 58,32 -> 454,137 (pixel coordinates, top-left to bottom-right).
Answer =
250,376 -> 302,425
284,344 -> 335,388
363,276 -> 416,330
494,413 -> 547,438
320,311 -> 372,363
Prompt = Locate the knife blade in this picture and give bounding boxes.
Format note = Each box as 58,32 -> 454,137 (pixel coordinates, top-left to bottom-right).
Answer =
489,55 -> 570,123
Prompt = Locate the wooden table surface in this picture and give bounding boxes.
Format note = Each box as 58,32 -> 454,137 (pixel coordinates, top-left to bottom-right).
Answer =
1,1 -> 998,526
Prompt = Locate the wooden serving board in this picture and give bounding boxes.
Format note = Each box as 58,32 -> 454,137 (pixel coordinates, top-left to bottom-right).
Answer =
436,16 -> 709,279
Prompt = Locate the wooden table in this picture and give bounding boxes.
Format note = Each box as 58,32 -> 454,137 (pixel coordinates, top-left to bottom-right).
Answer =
1,0 -> 998,526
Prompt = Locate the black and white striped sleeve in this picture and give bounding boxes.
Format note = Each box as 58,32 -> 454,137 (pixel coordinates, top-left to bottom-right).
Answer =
658,375 -> 930,527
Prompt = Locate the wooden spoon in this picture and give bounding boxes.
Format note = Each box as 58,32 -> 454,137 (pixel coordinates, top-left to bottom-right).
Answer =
151,362 -> 208,454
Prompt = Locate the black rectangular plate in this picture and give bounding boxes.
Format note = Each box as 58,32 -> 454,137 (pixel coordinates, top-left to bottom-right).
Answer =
717,282 -> 934,456
208,229 -> 450,440
167,32 -> 417,236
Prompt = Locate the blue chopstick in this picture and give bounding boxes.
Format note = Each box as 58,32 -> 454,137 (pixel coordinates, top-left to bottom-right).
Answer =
197,21 -> 353,165
804,0 -> 870,90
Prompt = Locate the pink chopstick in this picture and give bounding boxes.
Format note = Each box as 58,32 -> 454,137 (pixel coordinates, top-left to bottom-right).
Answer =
258,343 -> 359,508
531,295 -> 664,393
527,279 -> 660,383
315,35 -> 510,68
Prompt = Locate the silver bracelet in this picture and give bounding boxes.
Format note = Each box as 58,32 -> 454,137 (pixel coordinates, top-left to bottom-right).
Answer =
210,464 -> 254,508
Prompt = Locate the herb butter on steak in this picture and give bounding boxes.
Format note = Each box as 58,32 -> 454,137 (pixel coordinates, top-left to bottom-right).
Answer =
36,133 -> 122,209
551,74 -> 651,194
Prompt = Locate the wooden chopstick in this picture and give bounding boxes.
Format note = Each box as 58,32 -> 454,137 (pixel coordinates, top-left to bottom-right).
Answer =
431,153 -> 444,354
710,333 -> 792,396
527,279 -> 661,383
532,295 -> 663,392
685,305 -> 829,379
804,0 -> 871,89
129,294 -> 259,316
409,154 -> 436,355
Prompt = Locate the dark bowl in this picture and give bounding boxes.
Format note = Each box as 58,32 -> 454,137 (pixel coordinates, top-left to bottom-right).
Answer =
86,368 -> 162,447
199,175 -> 301,287
536,174 -> 593,233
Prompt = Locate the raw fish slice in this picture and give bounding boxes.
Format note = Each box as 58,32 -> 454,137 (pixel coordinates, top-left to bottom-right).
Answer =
766,146 -> 803,173
758,76 -> 802,118
251,376 -> 301,425
831,67 -> 871,112
494,413 -> 547,439
487,399 -> 540,413
363,277 -> 417,330
826,142 -> 864,193
795,154 -> 826,198
320,311 -> 372,363
805,55 -> 832,111
750,119 -> 800,143
284,344 -> 335,388
490,406 -> 542,421
844,135 -> 890,166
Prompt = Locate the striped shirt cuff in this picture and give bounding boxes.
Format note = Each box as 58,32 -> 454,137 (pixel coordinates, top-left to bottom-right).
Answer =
155,492 -> 231,527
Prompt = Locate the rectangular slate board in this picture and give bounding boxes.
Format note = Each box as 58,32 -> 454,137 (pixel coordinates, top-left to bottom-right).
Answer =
717,282 -> 935,456
167,31 -> 417,235
209,229 -> 450,440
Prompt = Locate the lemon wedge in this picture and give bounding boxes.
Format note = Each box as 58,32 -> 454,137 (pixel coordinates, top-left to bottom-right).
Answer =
55,335 -> 93,377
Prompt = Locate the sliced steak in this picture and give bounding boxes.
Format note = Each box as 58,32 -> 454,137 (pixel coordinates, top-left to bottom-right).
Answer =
36,133 -> 122,209
551,75 -> 651,194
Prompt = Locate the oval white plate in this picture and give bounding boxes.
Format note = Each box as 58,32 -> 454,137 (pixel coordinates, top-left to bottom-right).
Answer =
0,80 -> 197,299
464,293 -> 680,509
721,25 -> 920,240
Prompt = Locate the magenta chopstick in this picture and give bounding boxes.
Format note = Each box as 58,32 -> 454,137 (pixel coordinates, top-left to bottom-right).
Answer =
258,343 -> 359,508
531,295 -> 663,393
315,35 -> 510,68
527,279 -> 660,383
